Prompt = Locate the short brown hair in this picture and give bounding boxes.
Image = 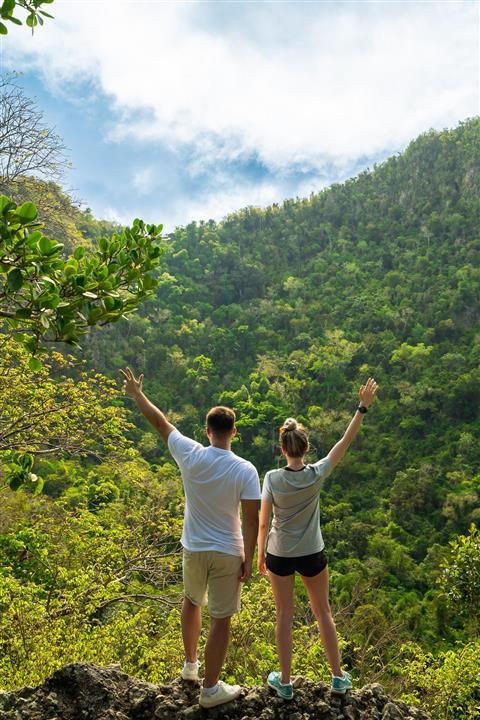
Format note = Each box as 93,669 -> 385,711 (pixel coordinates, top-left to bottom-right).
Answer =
280,417 -> 309,458
206,406 -> 236,434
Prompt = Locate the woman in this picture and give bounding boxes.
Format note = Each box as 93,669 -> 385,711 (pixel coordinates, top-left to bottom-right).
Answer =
257,377 -> 378,699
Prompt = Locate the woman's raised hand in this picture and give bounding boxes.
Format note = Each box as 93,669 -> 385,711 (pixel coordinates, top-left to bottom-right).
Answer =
119,367 -> 144,397
358,377 -> 378,408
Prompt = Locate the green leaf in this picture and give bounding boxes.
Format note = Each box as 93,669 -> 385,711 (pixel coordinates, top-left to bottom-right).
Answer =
7,268 -> 23,291
39,235 -> 53,254
98,237 -> 109,253
32,476 -> 44,495
40,275 -> 56,286
26,230 -> 42,244
73,245 -> 86,260
39,293 -> 60,309
28,357 -> 42,372
95,266 -> 109,280
0,195 -> 16,214
103,296 -> 116,311
16,202 -> 38,222
1,0 -> 15,15
24,336 -> 38,353
64,265 -> 77,279
45,241 -> 64,256
15,307 -> 33,319
12,333 -> 27,344
19,454 -> 34,472
9,474 -> 25,492
39,313 -> 50,329
0,21 -> 8,34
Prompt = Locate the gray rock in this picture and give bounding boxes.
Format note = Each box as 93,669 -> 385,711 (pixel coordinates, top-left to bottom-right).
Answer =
182,706 -> 202,720
0,664 -> 432,720
343,706 -> 357,720
382,703 -> 405,720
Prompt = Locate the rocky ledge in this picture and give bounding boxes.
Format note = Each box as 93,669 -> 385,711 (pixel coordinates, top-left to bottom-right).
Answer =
0,663 -> 430,720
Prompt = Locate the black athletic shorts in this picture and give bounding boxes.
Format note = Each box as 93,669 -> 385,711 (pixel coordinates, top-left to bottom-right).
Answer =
265,550 -> 328,577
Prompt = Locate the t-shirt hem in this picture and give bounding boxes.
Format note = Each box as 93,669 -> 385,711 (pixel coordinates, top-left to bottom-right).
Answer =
181,540 -> 243,557
266,544 -> 325,558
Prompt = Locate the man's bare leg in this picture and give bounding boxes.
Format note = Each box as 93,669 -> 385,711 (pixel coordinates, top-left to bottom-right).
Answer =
203,616 -> 231,687
182,596 -> 202,663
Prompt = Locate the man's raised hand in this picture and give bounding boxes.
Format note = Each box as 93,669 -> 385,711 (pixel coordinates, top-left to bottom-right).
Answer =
359,377 -> 378,408
119,367 -> 144,397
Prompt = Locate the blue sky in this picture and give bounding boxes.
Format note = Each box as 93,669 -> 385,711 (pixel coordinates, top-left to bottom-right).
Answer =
1,0 -> 478,230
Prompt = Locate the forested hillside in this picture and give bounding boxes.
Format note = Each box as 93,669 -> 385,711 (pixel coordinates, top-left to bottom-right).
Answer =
1,119 -> 479,719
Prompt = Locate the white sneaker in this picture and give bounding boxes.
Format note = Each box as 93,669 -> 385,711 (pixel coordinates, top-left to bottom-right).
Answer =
181,661 -> 199,681
199,680 -> 242,708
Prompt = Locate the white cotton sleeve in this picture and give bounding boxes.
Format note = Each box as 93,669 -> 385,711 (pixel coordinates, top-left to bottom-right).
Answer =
167,429 -> 202,470
240,465 -> 261,500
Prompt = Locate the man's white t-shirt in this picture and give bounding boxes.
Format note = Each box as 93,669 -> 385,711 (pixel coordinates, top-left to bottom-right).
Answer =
168,429 -> 261,557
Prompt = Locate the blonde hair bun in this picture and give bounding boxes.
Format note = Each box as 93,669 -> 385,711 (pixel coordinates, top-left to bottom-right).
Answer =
282,417 -> 298,432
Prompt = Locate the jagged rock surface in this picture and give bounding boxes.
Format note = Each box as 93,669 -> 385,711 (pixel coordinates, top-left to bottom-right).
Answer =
0,663 -> 431,720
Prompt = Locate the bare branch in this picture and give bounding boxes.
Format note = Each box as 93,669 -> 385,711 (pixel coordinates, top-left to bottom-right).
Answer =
0,74 -> 69,191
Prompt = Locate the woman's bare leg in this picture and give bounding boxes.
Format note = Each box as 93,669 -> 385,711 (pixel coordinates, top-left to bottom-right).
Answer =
300,567 -> 342,676
268,572 -> 295,684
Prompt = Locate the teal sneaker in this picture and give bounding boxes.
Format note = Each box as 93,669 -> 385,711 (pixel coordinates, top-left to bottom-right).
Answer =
331,670 -> 352,694
267,671 -> 294,700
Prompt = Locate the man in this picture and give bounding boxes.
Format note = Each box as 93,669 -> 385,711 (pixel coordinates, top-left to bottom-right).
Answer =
120,367 -> 260,708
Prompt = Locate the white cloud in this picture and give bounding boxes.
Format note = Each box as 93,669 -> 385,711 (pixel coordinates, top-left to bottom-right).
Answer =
133,166 -> 154,195
96,176 -> 290,232
2,0 -> 478,223
164,178 -> 289,230
101,205 -> 131,226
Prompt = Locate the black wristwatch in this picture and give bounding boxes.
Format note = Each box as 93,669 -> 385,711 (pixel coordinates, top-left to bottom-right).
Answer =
357,405 -> 368,414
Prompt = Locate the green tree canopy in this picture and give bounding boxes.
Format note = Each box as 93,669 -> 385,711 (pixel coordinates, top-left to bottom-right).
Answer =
0,196 -> 162,356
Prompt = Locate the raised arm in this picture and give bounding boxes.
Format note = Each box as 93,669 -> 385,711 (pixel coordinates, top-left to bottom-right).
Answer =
120,367 -> 175,444
327,377 -> 378,469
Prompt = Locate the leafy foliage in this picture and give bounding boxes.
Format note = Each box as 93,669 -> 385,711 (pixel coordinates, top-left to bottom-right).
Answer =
0,0 -> 54,35
1,119 -> 479,718
438,524 -> 480,627
0,337 -> 134,491
0,195 -> 162,353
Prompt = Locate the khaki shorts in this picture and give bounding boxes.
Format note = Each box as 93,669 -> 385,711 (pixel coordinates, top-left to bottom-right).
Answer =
183,549 -> 243,618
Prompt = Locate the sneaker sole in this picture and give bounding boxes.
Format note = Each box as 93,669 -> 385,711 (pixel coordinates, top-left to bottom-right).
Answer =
199,689 -> 242,708
267,679 -> 293,700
